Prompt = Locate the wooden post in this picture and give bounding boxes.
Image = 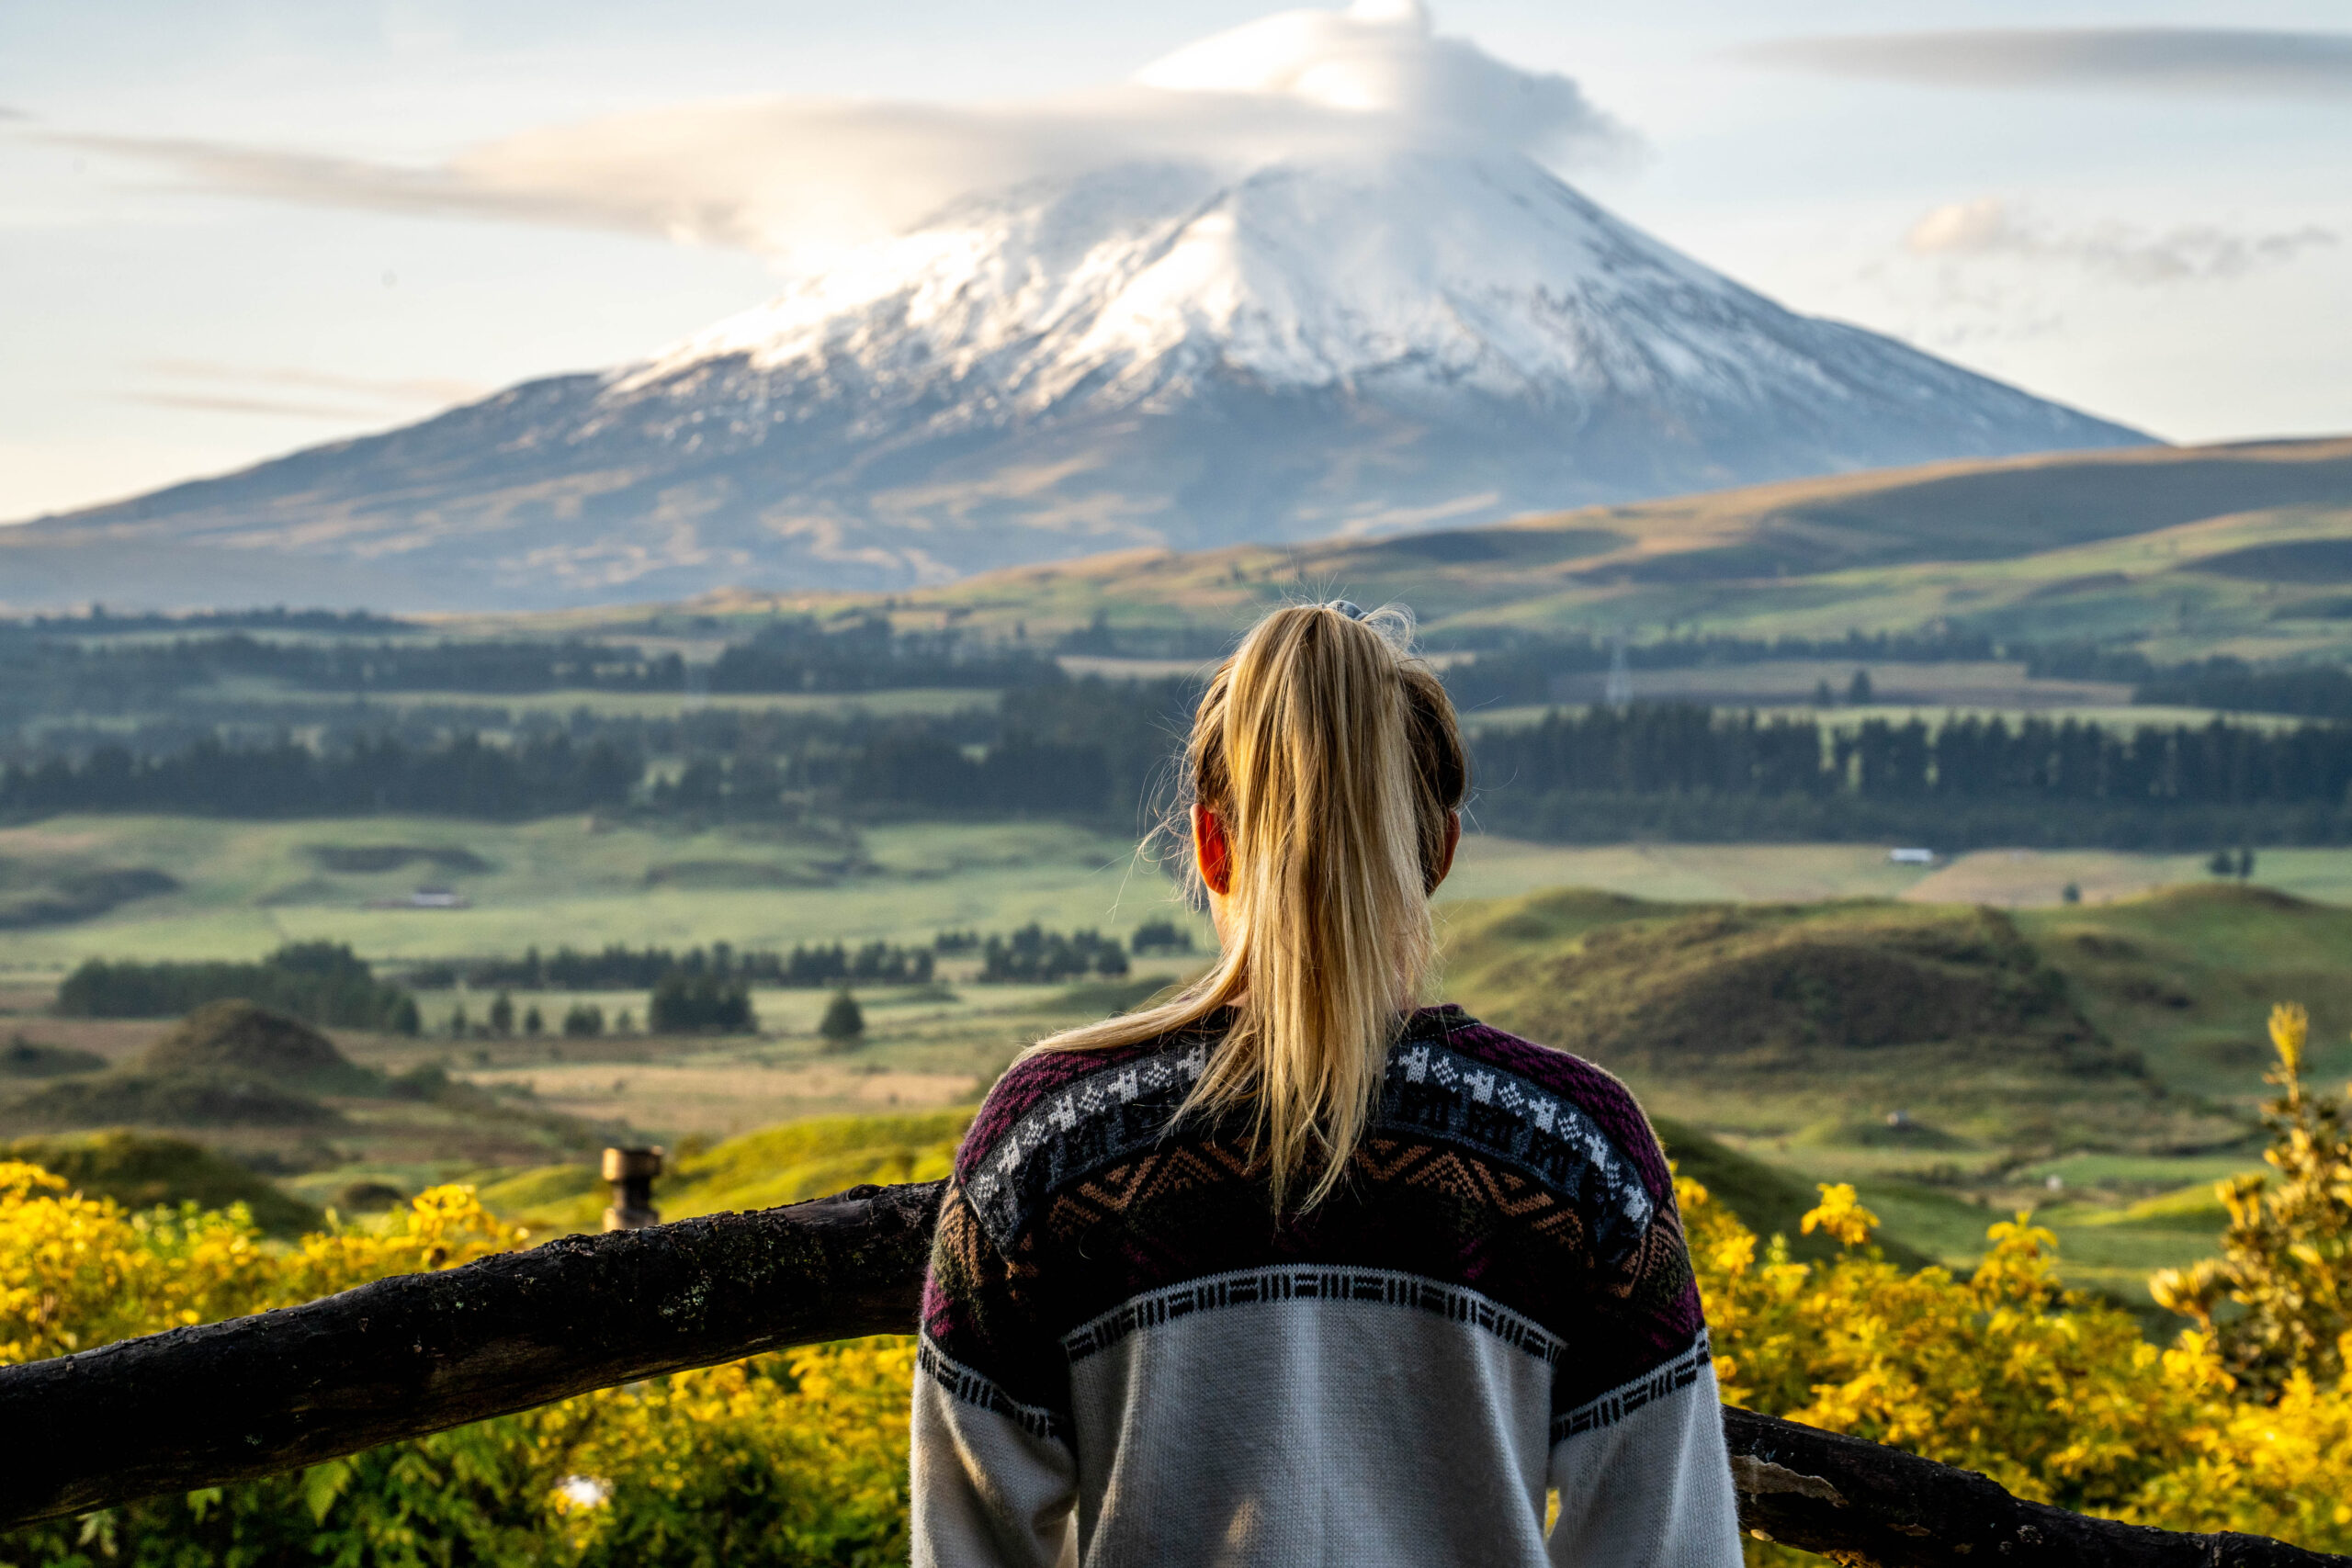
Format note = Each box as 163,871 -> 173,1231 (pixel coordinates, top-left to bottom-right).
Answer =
602,1145 -> 662,1231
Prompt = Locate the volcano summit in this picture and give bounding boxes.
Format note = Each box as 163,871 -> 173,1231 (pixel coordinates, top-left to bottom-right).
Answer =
6,13 -> 2148,610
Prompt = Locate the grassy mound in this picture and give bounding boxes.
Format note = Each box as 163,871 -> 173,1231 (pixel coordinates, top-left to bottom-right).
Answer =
0,1034 -> 107,1078
1450,893 -> 2132,1077
137,999 -> 369,1090
2,1072 -> 339,1130
5,1129 -> 320,1232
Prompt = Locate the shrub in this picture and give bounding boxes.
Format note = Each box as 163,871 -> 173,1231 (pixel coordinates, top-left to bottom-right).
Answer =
819,990 -> 865,1048
2151,1003 -> 2352,1394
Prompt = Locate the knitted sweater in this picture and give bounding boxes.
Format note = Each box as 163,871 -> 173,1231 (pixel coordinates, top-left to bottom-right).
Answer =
910,1004 -> 1742,1568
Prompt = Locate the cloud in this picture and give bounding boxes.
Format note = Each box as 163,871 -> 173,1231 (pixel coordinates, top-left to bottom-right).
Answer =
1736,28 -> 2352,99
121,361 -> 492,422
141,360 -> 489,405
1906,197 -> 2338,284
119,391 -> 395,420
49,2 -> 1626,256
0,107 -> 28,122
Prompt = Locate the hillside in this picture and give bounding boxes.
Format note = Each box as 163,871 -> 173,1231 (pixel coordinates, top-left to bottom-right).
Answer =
876,435 -> 2352,655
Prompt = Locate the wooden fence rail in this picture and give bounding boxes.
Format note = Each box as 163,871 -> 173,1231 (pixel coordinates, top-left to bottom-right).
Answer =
1,1181 -> 2342,1566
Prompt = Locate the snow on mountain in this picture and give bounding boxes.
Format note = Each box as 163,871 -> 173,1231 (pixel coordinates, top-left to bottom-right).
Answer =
6,21 -> 2149,610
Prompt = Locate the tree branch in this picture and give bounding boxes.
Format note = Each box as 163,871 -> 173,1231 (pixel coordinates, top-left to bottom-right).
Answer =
0,1180 -> 2343,1567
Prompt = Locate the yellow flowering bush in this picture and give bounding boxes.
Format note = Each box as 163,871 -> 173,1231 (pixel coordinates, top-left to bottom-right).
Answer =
2151,1003 -> 2352,1394
5,998 -> 2350,1562
0,1168 -> 911,1567
0,1162 -> 520,1366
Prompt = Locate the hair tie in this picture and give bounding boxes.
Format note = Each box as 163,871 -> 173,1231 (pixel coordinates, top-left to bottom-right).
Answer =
1326,601 -> 1367,621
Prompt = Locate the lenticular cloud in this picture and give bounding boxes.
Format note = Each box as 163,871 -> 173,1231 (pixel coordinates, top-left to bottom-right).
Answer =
62,2 -> 1628,257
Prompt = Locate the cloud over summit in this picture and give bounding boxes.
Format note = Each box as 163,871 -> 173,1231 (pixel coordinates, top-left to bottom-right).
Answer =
49,2 -> 1625,257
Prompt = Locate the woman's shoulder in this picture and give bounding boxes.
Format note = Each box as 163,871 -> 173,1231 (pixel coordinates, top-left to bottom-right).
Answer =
1400,1004 -> 1672,1203
954,1021 -> 1221,1185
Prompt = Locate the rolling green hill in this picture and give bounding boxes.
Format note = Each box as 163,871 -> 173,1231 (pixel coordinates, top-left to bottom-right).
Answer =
662,434 -> 2352,661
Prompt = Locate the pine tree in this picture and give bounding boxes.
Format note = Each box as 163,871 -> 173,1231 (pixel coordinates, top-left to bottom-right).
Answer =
819,988 -> 865,1048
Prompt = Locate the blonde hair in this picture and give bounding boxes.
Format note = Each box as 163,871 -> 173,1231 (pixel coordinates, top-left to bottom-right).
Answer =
1032,602 -> 1468,1209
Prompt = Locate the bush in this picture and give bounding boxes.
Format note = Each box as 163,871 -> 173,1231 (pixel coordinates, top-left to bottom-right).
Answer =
1130,919 -> 1193,954
818,990 -> 865,1047
0,1162 -> 908,1565
562,1003 -> 606,1039
5,1010 -> 2350,1562
2151,1003 -> 2352,1395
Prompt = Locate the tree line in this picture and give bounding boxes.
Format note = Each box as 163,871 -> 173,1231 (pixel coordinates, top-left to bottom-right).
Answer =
56,942 -> 419,1032
0,733 -> 639,818
409,941 -> 936,991
10,677 -> 2352,847
0,613 -> 1056,708
1473,706 -> 2352,847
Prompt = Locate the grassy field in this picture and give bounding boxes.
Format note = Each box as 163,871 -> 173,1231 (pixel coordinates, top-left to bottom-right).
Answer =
6,806 -> 2345,1310
15,813 -> 2352,975
0,815 -> 1208,975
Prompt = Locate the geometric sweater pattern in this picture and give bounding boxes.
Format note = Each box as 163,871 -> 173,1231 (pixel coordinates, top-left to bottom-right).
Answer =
910,1004 -> 1743,1568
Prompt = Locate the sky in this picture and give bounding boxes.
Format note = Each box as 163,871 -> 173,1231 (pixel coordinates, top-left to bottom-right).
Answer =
2,1 -> 2346,523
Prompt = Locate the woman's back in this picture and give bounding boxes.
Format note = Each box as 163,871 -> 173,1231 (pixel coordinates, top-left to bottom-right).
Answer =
911,603 -> 1737,1565
913,1005 -> 1736,1567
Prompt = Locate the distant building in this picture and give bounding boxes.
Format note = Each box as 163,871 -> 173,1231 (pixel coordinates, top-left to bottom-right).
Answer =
1888,848 -> 1937,865
367,886 -> 472,909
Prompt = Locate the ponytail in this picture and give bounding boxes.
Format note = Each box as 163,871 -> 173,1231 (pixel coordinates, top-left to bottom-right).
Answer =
1030,602 -> 1468,1209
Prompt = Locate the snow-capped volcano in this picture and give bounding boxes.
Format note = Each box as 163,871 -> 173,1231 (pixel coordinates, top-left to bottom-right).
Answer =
6,8 -> 2147,609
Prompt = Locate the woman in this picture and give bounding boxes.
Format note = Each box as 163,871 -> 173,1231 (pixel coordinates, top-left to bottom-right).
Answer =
912,603 -> 1740,1567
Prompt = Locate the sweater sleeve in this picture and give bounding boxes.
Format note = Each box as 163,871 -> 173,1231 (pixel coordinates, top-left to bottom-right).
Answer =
1545,1138 -> 1742,1568
910,1179 -> 1079,1568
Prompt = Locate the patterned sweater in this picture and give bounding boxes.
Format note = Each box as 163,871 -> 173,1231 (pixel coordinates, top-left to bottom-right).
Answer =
910,1004 -> 1741,1568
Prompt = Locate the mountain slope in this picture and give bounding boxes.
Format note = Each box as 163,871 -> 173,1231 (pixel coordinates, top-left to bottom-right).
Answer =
5,150 -> 2146,611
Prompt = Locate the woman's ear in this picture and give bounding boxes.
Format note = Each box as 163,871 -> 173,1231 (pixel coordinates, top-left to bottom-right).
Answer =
1193,804 -> 1232,897
1430,811 -> 1462,893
